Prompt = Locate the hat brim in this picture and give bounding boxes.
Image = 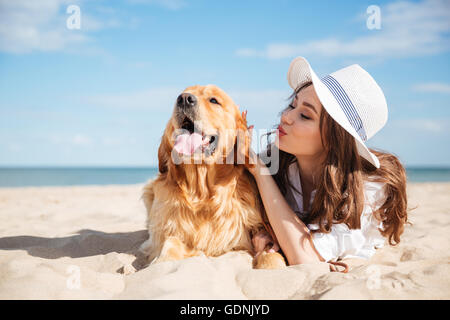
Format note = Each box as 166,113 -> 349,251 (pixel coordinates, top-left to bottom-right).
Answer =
287,57 -> 380,168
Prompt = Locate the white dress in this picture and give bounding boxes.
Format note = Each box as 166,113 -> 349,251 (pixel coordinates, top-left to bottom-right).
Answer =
285,161 -> 387,262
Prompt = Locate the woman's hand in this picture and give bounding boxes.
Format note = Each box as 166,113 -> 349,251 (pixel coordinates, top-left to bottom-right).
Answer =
252,229 -> 280,257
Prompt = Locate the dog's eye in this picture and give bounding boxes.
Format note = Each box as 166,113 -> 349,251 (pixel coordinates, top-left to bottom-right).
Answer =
209,98 -> 220,105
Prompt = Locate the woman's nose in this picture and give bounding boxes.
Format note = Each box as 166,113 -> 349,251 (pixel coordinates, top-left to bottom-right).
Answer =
281,109 -> 293,125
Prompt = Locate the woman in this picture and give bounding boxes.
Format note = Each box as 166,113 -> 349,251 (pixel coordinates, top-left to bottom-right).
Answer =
245,57 -> 408,272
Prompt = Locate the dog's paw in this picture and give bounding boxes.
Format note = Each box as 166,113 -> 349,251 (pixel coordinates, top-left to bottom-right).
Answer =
253,251 -> 286,269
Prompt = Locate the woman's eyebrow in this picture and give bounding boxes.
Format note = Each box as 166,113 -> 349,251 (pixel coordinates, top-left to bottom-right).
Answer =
302,101 -> 318,114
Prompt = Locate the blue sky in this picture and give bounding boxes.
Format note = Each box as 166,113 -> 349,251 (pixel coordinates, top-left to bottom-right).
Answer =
0,0 -> 449,167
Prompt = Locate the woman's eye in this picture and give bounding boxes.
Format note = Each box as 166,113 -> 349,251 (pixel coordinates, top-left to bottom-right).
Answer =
301,114 -> 311,120
210,98 -> 220,104
288,104 -> 295,109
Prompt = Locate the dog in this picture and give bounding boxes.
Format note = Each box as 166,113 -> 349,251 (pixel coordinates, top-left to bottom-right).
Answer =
140,84 -> 286,269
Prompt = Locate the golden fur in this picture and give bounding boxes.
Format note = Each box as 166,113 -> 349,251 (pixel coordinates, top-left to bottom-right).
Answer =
140,84 -> 285,268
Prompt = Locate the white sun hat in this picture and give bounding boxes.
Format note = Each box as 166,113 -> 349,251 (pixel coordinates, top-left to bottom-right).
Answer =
287,56 -> 388,168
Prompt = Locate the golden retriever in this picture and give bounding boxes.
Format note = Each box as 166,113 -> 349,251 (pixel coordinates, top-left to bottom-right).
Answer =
140,84 -> 286,269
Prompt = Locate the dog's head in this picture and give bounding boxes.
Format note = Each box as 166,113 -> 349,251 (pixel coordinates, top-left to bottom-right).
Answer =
158,84 -> 252,173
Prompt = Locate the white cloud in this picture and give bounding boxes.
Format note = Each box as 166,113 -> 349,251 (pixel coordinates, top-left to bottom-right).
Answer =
236,0 -> 450,59
235,48 -> 264,58
7,142 -> 22,152
420,120 -> 445,133
81,14 -> 121,32
0,0 -> 120,54
102,137 -> 137,147
85,87 -> 184,110
49,133 -> 93,147
394,118 -> 449,133
412,83 -> 450,94
72,133 -> 93,146
0,0 -> 82,53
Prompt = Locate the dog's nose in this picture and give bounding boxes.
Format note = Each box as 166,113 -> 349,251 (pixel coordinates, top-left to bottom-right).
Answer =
177,93 -> 197,109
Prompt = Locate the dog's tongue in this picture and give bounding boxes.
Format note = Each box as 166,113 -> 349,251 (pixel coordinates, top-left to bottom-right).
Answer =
174,133 -> 207,155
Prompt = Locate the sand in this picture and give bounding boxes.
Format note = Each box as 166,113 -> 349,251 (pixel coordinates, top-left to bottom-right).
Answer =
0,182 -> 449,300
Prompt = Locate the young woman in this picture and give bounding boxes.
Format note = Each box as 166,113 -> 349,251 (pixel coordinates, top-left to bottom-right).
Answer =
246,57 -> 408,272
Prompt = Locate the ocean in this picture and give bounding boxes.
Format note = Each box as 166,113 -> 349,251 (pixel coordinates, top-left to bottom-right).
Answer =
0,167 -> 159,188
0,167 -> 449,188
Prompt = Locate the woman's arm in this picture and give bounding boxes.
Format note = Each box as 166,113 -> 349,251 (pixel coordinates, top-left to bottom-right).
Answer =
251,157 -> 324,265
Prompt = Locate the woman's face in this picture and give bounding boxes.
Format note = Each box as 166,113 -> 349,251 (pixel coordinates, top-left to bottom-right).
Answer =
275,84 -> 325,158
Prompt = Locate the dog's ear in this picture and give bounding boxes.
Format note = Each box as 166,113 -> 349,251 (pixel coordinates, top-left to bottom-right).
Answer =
157,134 -> 169,174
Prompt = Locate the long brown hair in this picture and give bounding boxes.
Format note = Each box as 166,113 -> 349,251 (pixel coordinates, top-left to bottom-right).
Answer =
264,82 -> 409,246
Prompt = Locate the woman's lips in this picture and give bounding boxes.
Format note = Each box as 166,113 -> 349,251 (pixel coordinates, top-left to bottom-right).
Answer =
277,125 -> 287,136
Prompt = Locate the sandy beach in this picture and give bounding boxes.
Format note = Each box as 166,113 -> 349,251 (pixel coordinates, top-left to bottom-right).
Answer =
0,182 -> 449,300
